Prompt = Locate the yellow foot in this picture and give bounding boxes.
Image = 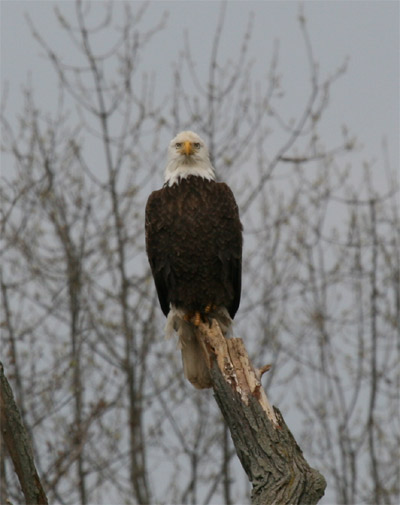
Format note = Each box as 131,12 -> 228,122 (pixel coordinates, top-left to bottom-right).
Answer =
183,311 -> 201,326
183,307 -> 215,326
193,311 -> 201,327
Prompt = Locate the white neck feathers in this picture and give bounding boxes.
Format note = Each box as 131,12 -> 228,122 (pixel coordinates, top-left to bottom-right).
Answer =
164,159 -> 216,187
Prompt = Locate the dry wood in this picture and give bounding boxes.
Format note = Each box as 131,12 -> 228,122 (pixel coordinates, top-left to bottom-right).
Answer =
194,320 -> 326,505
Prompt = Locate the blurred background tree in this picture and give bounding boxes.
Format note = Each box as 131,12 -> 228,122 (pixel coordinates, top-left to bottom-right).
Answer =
1,2 -> 398,504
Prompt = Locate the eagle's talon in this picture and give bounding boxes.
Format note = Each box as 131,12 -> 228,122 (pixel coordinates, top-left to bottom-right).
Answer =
204,303 -> 217,314
193,311 -> 201,327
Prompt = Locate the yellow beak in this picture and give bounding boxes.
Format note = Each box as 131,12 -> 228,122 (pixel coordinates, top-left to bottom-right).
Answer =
181,141 -> 194,156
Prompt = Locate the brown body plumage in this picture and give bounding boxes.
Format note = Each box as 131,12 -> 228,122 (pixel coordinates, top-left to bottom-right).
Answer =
145,176 -> 242,319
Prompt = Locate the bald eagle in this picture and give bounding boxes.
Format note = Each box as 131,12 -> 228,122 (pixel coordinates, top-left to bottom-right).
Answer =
145,131 -> 243,388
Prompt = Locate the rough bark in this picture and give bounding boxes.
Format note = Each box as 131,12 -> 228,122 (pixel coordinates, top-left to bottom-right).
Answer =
0,362 -> 48,505
194,321 -> 326,505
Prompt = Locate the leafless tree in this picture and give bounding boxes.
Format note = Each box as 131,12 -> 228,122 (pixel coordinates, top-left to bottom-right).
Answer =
1,2 -> 398,505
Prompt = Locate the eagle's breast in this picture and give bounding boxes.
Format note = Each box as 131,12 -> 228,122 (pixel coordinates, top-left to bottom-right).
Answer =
145,176 -> 242,318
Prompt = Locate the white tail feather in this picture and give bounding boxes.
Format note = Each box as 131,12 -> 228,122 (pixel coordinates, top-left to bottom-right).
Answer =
165,306 -> 233,389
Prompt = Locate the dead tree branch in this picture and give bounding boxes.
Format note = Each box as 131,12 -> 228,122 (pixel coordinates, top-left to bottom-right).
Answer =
194,321 -> 326,505
0,362 -> 48,505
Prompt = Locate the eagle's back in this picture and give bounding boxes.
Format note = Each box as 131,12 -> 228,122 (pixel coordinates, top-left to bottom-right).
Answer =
145,176 -> 242,318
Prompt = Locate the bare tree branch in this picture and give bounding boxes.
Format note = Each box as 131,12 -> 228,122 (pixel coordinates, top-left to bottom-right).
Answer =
194,321 -> 326,504
0,363 -> 48,505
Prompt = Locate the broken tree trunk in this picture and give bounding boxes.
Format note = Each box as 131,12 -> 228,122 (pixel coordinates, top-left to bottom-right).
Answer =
0,362 -> 48,505
194,320 -> 326,505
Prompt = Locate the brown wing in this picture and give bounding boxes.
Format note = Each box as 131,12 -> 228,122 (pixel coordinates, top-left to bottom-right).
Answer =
145,188 -> 172,316
214,182 -> 242,318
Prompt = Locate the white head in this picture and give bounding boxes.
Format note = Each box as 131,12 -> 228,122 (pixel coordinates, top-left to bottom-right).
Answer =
164,131 -> 216,186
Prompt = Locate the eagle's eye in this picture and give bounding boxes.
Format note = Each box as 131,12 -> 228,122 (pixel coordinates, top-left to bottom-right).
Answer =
175,142 -> 182,149
194,143 -> 201,149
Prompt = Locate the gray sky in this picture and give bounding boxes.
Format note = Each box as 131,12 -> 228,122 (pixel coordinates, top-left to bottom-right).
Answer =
1,0 -> 399,176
